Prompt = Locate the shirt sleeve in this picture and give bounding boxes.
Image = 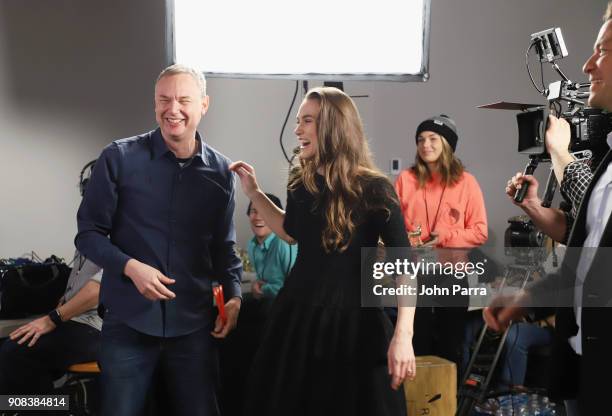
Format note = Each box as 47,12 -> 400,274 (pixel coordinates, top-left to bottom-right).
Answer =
74,144 -> 132,277
262,241 -> 296,298
89,267 -> 103,284
438,175 -> 488,248
560,160 -> 593,219
278,241 -> 297,276
393,171 -> 408,216
211,172 -> 243,300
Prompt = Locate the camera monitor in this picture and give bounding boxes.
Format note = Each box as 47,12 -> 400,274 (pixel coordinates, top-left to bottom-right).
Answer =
531,27 -> 568,63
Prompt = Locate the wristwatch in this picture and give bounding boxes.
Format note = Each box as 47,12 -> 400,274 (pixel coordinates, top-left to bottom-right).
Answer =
48,309 -> 63,327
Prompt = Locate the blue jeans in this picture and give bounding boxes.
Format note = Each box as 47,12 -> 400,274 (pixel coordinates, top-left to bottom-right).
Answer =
501,322 -> 553,386
99,311 -> 219,416
463,318 -> 552,387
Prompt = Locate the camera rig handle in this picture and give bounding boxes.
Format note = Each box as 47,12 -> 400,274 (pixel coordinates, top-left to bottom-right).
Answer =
514,156 -> 541,203
541,166 -> 558,208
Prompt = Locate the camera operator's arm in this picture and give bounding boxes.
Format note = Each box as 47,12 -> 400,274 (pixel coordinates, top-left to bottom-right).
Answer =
545,115 -> 574,183
546,115 -> 594,218
506,173 -> 567,242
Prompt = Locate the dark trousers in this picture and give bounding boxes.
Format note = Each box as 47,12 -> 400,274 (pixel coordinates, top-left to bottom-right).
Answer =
219,295 -> 273,416
98,311 -> 219,416
0,320 -> 100,394
413,306 -> 468,367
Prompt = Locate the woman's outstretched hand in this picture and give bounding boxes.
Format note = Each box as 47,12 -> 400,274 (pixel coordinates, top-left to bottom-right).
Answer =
229,161 -> 260,198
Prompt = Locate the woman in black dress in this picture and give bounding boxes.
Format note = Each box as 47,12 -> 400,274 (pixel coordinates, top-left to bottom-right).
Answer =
229,87 -> 415,416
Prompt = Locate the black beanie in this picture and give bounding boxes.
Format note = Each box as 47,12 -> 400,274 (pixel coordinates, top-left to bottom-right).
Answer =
415,114 -> 459,152
247,193 -> 283,215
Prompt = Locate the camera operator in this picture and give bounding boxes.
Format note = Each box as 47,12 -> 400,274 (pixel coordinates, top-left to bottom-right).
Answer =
486,4 -> 612,414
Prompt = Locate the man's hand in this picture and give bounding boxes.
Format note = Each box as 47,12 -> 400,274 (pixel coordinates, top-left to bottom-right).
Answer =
545,115 -> 571,156
124,259 -> 176,301
251,280 -> 265,300
482,291 -> 530,332
506,173 -> 541,208
9,316 -> 57,347
211,297 -> 241,339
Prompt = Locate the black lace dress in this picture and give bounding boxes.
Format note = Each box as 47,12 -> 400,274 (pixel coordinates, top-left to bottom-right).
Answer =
243,176 -> 409,416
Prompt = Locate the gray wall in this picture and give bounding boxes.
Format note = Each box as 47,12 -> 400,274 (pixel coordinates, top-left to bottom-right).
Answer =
0,0 -> 167,260
0,0 -> 606,261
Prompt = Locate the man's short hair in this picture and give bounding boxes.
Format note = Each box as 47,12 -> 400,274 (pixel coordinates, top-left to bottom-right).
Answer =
156,64 -> 207,97
606,1 -> 612,21
247,193 -> 283,215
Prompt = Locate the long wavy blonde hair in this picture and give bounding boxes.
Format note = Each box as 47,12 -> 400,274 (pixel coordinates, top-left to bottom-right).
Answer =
412,134 -> 464,188
288,87 -> 395,253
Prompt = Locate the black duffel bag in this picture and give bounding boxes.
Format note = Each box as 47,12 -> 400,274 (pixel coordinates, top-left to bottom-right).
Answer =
0,260 -> 71,319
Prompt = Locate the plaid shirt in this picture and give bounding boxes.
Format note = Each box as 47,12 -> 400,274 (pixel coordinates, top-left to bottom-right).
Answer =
560,160 -> 594,243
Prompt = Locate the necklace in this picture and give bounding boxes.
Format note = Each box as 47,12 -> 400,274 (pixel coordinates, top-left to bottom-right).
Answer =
423,183 -> 446,235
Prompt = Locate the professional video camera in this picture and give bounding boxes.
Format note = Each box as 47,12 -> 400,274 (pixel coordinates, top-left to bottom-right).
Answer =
480,27 -> 612,204
504,215 -> 547,266
517,27 -> 612,159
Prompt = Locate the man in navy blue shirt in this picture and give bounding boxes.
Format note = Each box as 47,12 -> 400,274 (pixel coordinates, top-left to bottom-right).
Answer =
75,64 -> 242,416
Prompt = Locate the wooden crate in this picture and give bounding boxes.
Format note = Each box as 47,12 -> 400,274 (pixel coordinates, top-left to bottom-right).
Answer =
404,355 -> 457,416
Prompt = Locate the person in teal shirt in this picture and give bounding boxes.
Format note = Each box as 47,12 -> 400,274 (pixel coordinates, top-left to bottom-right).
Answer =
247,193 -> 297,299
219,193 -> 296,416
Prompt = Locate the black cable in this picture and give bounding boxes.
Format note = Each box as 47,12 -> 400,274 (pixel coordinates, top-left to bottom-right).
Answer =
540,57 -> 546,96
552,100 -> 562,117
279,81 -> 300,163
526,41 -> 545,95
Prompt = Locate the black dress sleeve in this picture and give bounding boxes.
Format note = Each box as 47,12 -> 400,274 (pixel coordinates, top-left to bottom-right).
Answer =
374,179 -> 410,248
283,188 -> 298,240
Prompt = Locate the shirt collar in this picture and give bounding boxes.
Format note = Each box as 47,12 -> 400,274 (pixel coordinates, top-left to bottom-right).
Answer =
151,128 -> 209,166
251,233 -> 276,250
607,131 -> 612,149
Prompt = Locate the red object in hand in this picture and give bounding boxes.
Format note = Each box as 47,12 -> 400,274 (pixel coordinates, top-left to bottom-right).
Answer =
213,285 -> 226,324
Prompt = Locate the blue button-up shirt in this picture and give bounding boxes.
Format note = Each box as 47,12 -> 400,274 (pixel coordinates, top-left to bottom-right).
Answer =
75,128 -> 242,337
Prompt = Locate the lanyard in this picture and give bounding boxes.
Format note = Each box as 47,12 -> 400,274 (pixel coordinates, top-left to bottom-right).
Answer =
255,243 -> 272,281
424,184 -> 446,235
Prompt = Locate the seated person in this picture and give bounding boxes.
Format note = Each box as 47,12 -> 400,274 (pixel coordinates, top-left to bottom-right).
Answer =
500,318 -> 554,388
0,251 -> 102,393
219,193 -> 296,416
463,313 -> 553,390
247,193 -> 297,301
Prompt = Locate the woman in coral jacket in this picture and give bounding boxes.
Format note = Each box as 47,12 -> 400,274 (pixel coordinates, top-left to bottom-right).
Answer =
394,114 -> 488,367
